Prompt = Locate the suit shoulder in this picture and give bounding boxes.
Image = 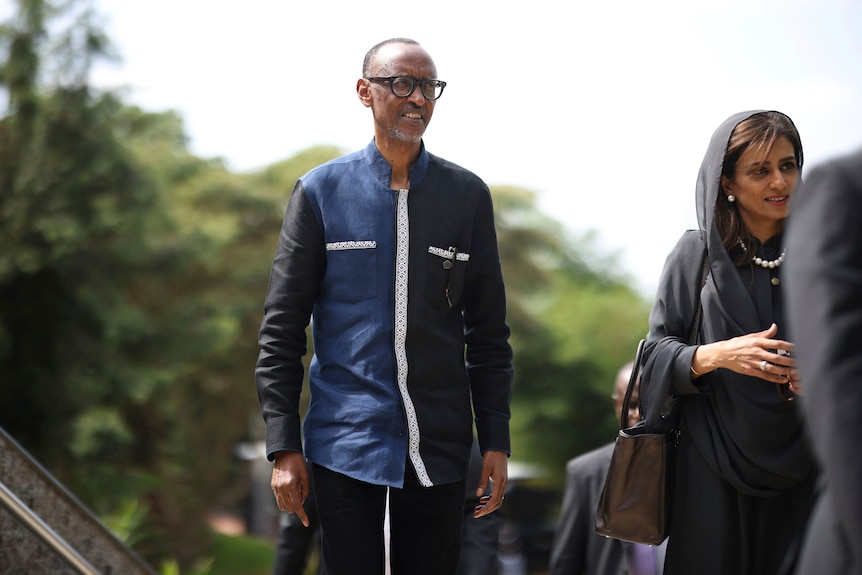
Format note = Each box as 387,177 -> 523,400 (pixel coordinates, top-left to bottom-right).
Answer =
565,442 -> 615,478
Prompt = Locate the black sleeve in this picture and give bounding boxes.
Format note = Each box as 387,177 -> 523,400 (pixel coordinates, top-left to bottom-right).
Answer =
643,230 -> 707,417
461,185 -> 514,455
255,181 -> 326,459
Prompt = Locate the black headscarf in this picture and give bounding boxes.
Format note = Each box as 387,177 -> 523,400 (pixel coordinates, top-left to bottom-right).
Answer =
642,110 -> 811,496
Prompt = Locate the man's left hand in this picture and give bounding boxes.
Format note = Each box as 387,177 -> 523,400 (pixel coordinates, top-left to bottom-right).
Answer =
472,449 -> 508,518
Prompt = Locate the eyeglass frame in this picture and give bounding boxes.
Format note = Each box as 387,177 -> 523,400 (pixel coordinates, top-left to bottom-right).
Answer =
364,76 -> 447,100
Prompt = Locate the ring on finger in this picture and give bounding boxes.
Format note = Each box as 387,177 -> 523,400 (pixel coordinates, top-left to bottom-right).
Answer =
760,360 -> 768,372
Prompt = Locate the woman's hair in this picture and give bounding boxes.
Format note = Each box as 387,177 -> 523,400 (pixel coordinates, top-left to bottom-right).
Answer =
714,111 -> 803,265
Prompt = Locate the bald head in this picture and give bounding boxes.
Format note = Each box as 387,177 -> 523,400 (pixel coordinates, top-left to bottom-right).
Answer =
363,37 -> 422,77
612,362 -> 640,428
613,362 -> 634,400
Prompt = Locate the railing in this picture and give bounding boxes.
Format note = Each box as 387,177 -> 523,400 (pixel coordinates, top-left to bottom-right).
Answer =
0,426 -> 158,574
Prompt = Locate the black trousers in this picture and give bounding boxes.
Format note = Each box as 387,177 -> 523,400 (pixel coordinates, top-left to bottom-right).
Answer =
312,463 -> 467,575
271,508 -> 321,575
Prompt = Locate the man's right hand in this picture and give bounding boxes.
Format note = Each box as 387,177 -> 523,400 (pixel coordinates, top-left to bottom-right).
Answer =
271,450 -> 311,527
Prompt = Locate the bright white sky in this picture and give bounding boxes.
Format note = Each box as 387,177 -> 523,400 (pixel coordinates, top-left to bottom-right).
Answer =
4,0 -> 862,296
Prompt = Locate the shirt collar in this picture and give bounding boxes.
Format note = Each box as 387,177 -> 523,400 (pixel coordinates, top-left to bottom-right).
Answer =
363,139 -> 429,189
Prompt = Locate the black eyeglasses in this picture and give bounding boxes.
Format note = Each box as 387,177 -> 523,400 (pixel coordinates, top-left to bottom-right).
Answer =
365,76 -> 447,100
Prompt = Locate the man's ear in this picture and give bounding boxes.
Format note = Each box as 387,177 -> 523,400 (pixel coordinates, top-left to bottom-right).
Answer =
357,78 -> 372,108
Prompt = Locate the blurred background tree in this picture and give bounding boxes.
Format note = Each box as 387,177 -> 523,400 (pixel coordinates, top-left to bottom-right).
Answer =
0,0 -> 650,572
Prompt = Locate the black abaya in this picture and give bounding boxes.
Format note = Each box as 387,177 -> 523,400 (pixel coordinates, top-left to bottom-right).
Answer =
643,111 -> 815,575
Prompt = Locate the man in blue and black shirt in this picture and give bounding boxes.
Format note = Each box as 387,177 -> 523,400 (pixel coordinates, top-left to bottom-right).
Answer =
255,37 -> 514,575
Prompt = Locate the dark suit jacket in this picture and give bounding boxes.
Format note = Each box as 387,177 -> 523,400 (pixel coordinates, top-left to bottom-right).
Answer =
786,147 -> 862,575
549,443 -> 665,575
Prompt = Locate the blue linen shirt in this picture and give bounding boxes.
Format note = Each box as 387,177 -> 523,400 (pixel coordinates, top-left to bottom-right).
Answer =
256,140 -> 513,488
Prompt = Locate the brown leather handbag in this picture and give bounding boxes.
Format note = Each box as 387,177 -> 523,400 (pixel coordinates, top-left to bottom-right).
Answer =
595,252 -> 707,546
594,338 -> 677,546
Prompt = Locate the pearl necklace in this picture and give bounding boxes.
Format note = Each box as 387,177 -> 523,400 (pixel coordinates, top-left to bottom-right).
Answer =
754,250 -> 786,269
739,241 -> 786,273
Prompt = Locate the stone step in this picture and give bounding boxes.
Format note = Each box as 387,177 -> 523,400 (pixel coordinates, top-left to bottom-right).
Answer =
0,427 -> 157,574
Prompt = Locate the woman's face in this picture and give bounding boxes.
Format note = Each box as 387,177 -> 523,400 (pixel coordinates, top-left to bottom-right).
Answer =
723,136 -> 800,241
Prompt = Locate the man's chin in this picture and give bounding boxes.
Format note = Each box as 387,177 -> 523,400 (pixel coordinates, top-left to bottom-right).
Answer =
391,127 -> 424,144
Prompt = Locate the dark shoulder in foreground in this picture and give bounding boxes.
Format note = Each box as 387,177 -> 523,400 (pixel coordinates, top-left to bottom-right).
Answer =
811,147 -> 862,187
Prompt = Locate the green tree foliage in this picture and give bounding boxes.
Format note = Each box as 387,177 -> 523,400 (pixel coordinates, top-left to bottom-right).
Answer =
0,1 -> 311,568
0,0 -> 154,468
490,186 -> 650,488
104,108 -> 332,567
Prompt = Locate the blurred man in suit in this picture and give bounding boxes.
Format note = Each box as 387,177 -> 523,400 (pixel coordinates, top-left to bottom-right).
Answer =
549,362 -> 666,575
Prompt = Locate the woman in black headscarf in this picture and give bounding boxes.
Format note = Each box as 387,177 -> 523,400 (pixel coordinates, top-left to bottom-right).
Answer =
642,110 -> 815,575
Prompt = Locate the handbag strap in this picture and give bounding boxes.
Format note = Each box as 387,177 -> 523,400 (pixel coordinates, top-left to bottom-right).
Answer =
619,339 -> 645,429
619,249 -> 709,430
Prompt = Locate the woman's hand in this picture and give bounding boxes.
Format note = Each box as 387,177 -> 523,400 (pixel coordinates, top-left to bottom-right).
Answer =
691,323 -> 796,385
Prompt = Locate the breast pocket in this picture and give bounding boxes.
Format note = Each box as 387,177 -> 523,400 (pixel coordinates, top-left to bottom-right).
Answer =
325,241 -> 377,303
426,245 -> 470,309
